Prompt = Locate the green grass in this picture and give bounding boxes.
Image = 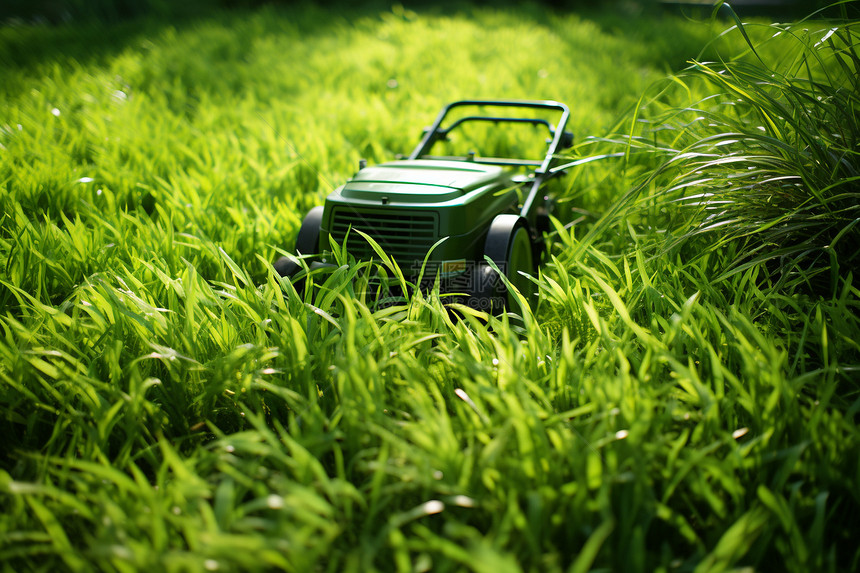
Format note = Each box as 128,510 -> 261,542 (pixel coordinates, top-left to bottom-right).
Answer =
595,4 -> 860,296
2,2 -> 859,571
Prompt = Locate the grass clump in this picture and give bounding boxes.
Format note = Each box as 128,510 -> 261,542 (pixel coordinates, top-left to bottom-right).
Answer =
610,7 -> 860,296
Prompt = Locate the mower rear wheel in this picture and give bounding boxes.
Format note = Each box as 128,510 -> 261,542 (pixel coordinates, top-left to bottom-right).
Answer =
479,214 -> 536,310
274,205 -> 324,277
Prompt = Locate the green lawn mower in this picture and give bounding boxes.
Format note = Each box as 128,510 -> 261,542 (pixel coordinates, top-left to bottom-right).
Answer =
275,99 -> 573,311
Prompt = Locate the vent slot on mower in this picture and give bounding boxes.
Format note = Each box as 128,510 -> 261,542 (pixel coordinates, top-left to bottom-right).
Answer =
330,207 -> 439,272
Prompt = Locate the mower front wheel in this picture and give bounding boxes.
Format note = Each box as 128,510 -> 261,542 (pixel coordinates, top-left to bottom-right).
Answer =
274,205 -> 324,277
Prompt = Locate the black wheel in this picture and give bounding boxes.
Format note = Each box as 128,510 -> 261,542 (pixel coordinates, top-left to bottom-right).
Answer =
274,205 -> 324,277
273,256 -> 300,277
477,214 -> 536,311
295,205 -> 324,256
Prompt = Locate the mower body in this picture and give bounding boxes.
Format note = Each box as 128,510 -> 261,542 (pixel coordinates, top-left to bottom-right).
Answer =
322,159 -> 517,281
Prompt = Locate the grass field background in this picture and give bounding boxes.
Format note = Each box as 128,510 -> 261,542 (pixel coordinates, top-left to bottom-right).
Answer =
1,1 -> 859,571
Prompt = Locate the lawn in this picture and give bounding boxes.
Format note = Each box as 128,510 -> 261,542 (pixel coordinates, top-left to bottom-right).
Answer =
1,1 -> 858,571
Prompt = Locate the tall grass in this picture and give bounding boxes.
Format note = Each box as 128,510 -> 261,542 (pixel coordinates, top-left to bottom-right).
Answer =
1,2 -> 859,572
600,5 -> 860,296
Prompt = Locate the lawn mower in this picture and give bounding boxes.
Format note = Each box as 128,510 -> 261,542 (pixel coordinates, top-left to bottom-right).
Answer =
274,99 -> 573,310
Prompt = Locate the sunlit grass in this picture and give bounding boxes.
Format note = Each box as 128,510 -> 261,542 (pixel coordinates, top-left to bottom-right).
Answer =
604,9 -> 860,295
1,2 -> 859,572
